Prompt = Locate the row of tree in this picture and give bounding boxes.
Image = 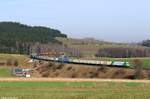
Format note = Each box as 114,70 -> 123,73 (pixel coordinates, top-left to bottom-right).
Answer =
140,39 -> 150,47
95,47 -> 150,58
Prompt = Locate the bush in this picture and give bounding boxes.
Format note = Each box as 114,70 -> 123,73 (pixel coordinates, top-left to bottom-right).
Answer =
13,60 -> 19,67
132,59 -> 143,79
140,39 -> 150,47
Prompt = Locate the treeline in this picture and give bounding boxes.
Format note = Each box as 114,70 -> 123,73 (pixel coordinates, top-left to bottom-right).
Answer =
95,47 -> 150,58
140,39 -> 150,47
31,43 -> 83,58
0,22 -> 67,54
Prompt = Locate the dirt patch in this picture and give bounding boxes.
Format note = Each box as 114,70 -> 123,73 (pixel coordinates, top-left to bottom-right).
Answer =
33,61 -> 150,79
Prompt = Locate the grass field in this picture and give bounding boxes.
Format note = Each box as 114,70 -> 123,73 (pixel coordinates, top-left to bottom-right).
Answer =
0,81 -> 150,99
0,67 -> 12,77
0,54 -> 30,67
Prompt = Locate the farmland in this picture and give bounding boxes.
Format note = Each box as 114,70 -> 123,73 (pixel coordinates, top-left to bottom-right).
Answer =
56,37 -> 146,57
0,80 -> 150,99
56,37 -> 112,57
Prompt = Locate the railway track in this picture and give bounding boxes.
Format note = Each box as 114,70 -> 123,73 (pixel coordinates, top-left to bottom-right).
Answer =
30,55 -> 150,71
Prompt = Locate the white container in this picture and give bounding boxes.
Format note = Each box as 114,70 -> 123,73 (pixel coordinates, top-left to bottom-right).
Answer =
26,74 -> 31,78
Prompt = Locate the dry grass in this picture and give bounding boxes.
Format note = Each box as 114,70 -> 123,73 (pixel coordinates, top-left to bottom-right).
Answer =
0,53 -> 30,67
34,62 -> 150,79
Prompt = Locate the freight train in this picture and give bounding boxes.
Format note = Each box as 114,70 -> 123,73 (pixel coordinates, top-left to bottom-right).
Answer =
30,54 -> 130,67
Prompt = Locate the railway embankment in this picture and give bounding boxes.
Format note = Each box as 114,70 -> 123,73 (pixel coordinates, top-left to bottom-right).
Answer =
33,61 -> 150,79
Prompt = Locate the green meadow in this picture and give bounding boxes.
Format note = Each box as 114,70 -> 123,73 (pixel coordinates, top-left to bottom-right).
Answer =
0,81 -> 150,99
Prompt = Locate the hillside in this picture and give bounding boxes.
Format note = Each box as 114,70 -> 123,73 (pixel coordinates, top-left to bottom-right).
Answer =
0,22 -> 67,54
56,37 -> 150,58
56,37 -> 112,57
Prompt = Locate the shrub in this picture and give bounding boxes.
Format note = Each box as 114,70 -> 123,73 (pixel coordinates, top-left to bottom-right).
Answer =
132,59 -> 143,79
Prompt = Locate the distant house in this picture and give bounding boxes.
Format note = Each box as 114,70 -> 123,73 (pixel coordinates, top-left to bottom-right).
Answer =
12,68 -> 32,77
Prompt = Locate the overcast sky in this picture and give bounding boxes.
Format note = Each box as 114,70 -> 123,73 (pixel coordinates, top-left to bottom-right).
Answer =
0,0 -> 150,42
